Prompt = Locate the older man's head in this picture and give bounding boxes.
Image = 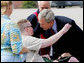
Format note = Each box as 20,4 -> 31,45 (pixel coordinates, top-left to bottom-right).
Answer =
38,1 -> 51,12
38,9 -> 55,30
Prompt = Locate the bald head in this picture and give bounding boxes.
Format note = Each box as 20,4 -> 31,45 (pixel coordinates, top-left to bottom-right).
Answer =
38,1 -> 51,12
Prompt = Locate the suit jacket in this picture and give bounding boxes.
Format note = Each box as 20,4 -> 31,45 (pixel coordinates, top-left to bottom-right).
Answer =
52,16 -> 83,61
27,10 -> 83,61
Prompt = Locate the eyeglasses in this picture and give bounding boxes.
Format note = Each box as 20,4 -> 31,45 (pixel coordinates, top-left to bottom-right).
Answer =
24,25 -> 32,29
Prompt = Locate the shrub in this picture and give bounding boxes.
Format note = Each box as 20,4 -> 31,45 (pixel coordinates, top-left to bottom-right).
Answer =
22,1 -> 37,8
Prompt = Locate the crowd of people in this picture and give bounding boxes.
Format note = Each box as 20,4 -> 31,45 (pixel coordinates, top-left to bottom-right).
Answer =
1,1 -> 83,62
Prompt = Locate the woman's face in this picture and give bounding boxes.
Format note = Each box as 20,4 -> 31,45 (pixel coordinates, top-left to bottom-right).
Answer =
26,26 -> 34,36
24,22 -> 34,36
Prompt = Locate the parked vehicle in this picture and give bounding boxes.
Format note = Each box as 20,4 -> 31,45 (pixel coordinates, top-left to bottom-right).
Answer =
51,1 -> 83,8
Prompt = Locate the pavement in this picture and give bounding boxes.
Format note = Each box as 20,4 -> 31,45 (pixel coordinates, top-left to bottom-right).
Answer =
10,7 -> 83,30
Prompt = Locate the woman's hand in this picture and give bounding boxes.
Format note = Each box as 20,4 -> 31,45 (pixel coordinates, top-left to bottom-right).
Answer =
61,23 -> 72,34
42,54 -> 51,60
19,46 -> 29,54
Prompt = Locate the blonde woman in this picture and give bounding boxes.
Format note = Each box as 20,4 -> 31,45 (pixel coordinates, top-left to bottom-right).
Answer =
1,1 -> 28,62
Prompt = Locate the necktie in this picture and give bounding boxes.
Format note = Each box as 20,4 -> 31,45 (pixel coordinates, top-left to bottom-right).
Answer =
40,29 -> 55,55
40,34 -> 50,55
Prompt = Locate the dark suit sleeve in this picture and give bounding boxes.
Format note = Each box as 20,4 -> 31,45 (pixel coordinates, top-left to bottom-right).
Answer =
54,16 -> 83,61
69,20 -> 83,61
27,14 -> 37,29
62,17 -> 83,61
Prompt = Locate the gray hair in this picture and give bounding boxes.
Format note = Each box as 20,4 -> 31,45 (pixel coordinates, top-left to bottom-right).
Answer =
38,9 -> 55,23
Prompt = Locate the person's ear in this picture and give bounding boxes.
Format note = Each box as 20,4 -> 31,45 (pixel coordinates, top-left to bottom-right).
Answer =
50,21 -> 54,25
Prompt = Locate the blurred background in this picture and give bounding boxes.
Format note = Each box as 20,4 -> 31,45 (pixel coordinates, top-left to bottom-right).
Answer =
12,1 -> 83,9
10,1 -> 83,30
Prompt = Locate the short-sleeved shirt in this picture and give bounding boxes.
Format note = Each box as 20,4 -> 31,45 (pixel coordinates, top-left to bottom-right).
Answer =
22,35 -> 45,62
1,15 -> 23,62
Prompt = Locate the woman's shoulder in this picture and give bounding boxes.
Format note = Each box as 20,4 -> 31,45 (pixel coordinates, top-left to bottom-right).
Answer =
22,35 -> 41,43
1,15 -> 14,25
22,35 -> 37,40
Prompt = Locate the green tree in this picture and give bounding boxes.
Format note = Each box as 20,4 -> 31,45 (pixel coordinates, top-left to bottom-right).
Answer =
22,1 -> 37,8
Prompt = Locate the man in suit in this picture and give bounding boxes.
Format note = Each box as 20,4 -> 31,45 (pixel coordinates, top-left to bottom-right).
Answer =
27,1 -> 52,56
27,1 -> 83,62
37,9 -> 83,62
27,1 -> 51,38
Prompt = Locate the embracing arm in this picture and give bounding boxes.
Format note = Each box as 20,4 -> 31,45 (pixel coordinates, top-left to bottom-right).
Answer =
41,23 -> 72,48
19,46 -> 29,54
21,23 -> 71,51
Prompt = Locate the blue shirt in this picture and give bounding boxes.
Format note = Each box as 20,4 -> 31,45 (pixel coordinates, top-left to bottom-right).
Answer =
52,20 -> 57,33
1,15 -> 24,62
50,20 -> 57,56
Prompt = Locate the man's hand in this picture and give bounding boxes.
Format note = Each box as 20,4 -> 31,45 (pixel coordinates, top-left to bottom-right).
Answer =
53,60 -> 59,62
58,53 -> 72,60
61,53 -> 72,57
